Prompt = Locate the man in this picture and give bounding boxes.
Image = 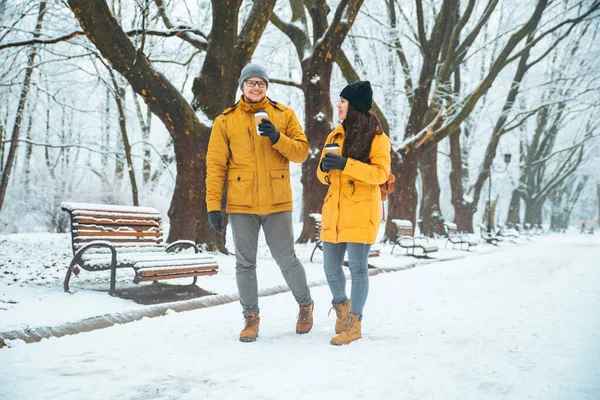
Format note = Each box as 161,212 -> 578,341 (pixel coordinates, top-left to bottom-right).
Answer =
205,63 -> 314,342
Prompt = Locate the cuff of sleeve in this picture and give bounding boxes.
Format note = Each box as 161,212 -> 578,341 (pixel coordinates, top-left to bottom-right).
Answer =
207,202 -> 222,213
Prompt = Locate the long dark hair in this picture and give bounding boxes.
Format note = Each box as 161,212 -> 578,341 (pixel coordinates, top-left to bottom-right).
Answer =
342,103 -> 383,163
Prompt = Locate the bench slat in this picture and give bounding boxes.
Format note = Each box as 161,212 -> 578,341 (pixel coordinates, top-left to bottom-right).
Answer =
82,252 -> 212,264
136,270 -> 218,282
74,236 -> 162,243
74,242 -> 165,253
134,258 -> 219,268
138,265 -> 218,276
73,216 -> 161,227
73,230 -> 162,238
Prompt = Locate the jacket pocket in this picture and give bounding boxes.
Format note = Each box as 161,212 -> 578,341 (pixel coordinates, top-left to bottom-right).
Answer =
227,170 -> 254,207
270,169 -> 292,205
338,190 -> 373,230
321,192 -> 334,231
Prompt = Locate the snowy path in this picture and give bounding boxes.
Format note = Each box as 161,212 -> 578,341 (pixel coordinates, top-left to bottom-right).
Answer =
1,234 -> 599,400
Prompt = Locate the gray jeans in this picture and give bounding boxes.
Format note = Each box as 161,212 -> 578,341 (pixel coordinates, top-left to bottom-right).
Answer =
229,211 -> 312,316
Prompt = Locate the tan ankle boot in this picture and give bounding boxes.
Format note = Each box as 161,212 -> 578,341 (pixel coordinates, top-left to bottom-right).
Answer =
296,300 -> 314,334
330,313 -> 361,345
239,313 -> 260,342
331,299 -> 351,334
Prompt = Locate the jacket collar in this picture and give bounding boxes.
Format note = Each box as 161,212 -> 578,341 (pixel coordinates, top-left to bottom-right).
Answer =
330,124 -> 345,141
238,95 -> 271,113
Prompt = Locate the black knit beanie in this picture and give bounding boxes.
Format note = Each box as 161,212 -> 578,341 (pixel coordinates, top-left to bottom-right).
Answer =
340,81 -> 373,114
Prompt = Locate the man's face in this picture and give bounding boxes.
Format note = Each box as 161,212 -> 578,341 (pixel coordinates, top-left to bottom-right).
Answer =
242,76 -> 267,103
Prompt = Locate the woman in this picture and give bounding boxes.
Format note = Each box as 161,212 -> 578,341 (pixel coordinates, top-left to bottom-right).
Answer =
317,81 -> 391,345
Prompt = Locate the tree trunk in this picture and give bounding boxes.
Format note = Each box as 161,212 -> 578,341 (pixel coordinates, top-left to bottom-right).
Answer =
0,1 -> 46,213
506,189 -> 521,226
112,81 -> 139,206
68,0 -> 274,252
597,183 -> 600,226
0,109 -> 4,175
419,144 -> 444,236
167,126 -> 225,251
524,198 -> 542,226
272,0 -> 365,243
23,101 -> 35,192
295,57 -> 335,243
448,128 -> 475,232
385,151 -> 418,238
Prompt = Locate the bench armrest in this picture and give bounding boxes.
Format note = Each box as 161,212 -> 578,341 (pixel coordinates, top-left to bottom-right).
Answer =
398,236 -> 416,246
65,241 -> 117,294
166,240 -> 201,254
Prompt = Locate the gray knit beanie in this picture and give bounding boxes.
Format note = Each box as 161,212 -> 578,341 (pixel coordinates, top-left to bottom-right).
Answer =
238,64 -> 269,89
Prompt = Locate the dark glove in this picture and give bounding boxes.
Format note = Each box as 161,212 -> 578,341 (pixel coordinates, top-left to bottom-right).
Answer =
208,211 -> 223,233
258,119 -> 280,144
322,153 -> 347,172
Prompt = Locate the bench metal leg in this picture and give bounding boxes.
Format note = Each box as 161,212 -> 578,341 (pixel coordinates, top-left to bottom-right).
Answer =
108,250 -> 118,296
309,241 -> 322,262
64,259 -> 79,292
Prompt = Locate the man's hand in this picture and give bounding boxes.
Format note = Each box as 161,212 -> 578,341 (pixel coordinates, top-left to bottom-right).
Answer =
258,119 -> 280,144
208,211 -> 223,233
322,153 -> 347,172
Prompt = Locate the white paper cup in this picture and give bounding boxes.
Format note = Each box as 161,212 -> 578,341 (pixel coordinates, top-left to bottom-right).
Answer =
254,111 -> 268,135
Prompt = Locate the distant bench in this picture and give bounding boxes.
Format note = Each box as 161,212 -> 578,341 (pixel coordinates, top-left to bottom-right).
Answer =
61,202 -> 218,295
390,219 -> 438,257
477,223 -> 503,245
443,222 -> 477,251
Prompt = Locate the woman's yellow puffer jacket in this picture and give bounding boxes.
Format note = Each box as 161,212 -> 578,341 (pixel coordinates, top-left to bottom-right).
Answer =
206,96 -> 309,215
317,124 -> 391,244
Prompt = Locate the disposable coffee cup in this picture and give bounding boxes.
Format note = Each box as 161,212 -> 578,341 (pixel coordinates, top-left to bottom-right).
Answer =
254,110 -> 268,135
325,143 -> 340,155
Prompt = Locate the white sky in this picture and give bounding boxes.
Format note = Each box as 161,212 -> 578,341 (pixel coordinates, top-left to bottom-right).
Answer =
1,228 -> 599,399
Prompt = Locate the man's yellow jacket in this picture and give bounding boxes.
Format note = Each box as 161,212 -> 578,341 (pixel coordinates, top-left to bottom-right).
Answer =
206,96 -> 309,215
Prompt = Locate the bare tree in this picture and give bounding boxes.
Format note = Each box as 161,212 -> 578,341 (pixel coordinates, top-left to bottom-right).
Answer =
550,176 -> 588,232
384,0 -> 598,238
67,0 -> 276,252
508,108 -> 592,226
270,0 -> 365,243
451,12 -> 598,233
0,1 -> 46,212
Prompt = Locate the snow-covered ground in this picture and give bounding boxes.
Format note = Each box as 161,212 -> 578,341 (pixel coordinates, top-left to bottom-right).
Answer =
0,224 -> 478,333
1,228 -> 599,399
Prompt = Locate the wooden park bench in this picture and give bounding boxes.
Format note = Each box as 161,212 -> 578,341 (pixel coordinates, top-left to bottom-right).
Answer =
443,222 -> 478,251
477,223 -> 503,245
496,223 -> 519,243
391,219 -> 438,257
309,213 -> 324,262
308,213 -> 380,262
524,223 -> 539,237
514,223 -> 534,240
61,202 -> 219,295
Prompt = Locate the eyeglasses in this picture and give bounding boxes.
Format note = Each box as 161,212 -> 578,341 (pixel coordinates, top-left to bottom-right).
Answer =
244,80 -> 267,88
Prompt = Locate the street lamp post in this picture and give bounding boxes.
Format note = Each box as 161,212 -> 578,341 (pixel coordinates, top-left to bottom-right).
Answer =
487,153 -> 512,232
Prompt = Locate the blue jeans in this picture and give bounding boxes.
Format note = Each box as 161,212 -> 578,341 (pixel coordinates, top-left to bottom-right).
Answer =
322,242 -> 371,316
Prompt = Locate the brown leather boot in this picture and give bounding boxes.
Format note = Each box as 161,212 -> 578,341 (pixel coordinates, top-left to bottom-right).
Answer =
330,313 -> 361,345
331,299 -> 351,334
296,300 -> 314,334
239,313 -> 260,342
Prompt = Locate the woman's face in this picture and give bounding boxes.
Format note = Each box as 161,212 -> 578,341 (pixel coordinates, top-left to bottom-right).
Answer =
336,98 -> 349,121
